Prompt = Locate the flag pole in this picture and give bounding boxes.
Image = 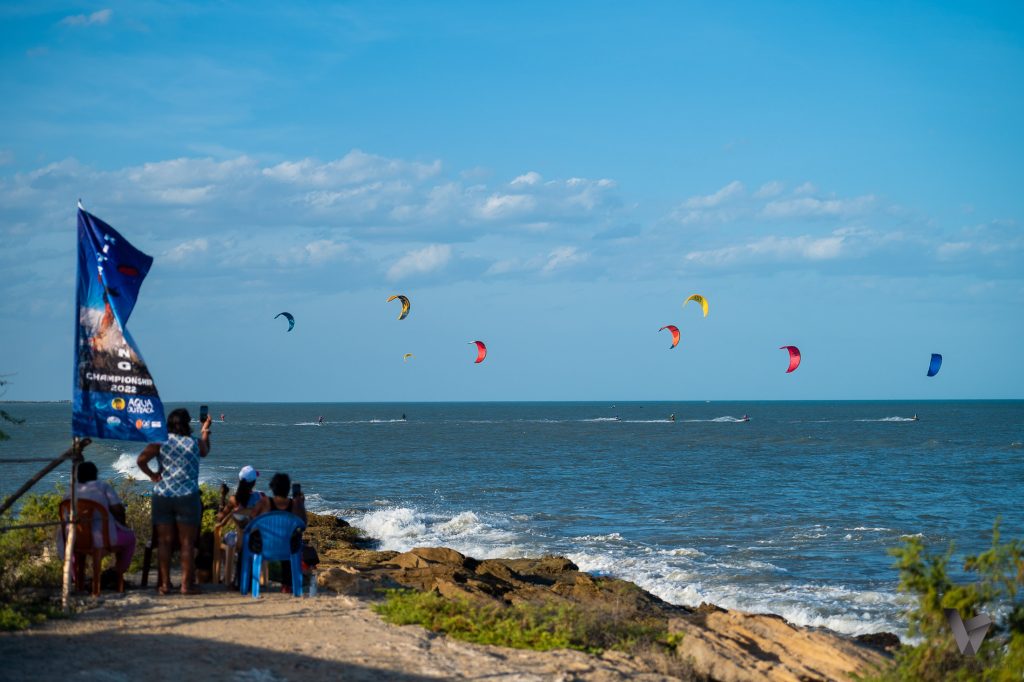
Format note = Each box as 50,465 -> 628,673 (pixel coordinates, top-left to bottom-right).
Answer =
64,199 -> 81,611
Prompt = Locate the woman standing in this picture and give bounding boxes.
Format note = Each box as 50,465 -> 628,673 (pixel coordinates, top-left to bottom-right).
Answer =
137,408 -> 211,595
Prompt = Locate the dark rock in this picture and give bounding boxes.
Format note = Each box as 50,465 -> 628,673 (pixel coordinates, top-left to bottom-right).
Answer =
321,548 -> 398,567
491,556 -> 578,577
307,513 -> 351,529
695,602 -> 727,614
854,631 -> 902,651
392,547 -> 477,570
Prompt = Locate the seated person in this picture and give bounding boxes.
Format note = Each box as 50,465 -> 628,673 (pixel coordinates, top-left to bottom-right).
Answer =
215,465 -> 264,547
59,461 -> 137,577
252,472 -> 306,592
253,472 -> 306,523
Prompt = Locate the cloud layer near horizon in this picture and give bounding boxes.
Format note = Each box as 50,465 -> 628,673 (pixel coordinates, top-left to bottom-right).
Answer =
1,150 -> 1020,318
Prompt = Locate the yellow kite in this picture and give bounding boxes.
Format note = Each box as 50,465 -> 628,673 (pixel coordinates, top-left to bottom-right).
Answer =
386,295 -> 411,320
683,294 -> 708,318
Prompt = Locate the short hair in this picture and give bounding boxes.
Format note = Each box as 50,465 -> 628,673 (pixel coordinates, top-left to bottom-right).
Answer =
78,461 -> 98,483
268,472 -> 291,498
167,408 -> 192,437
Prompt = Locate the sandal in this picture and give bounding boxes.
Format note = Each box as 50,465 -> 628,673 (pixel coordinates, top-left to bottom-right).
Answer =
157,584 -> 172,596
181,585 -> 202,596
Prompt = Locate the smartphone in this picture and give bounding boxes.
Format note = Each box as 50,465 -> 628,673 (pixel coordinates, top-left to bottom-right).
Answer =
199,404 -> 209,424
291,482 -> 301,497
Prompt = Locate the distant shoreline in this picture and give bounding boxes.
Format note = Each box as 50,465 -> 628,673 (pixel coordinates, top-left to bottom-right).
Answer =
2,398 -> 1022,405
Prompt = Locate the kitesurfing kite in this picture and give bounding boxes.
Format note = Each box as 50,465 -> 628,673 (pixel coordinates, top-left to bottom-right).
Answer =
403,353 -> 414,362
659,325 -> 681,349
275,312 -> 295,332
387,295 -> 411,320
927,353 -> 942,377
470,341 -> 487,364
780,345 -> 801,373
683,294 -> 709,318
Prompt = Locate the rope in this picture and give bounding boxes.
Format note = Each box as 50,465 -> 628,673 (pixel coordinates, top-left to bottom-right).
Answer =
0,520 -> 64,533
0,458 -> 64,464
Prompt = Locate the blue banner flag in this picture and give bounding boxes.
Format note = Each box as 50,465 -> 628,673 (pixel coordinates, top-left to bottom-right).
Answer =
72,206 -> 167,442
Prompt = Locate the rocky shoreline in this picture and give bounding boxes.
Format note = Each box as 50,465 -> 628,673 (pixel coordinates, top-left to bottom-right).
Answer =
306,512 -> 898,681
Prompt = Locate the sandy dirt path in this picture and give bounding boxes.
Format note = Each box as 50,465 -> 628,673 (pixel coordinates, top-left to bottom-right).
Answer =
0,586 -> 676,682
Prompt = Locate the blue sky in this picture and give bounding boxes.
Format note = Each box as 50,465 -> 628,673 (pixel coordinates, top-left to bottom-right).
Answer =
1,1 -> 1022,401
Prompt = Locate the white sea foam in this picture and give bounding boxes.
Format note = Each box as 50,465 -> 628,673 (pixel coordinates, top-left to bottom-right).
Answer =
335,502 -> 905,638
348,506 -> 523,559
664,547 -> 706,557
581,417 -> 620,422
112,452 -> 148,481
573,532 -> 625,542
856,417 -> 915,422
684,416 -> 746,423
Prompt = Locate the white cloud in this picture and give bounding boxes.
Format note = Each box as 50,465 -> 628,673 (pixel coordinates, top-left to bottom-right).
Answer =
485,246 -> 589,276
262,150 -> 441,187
477,193 -> 537,220
542,246 -> 588,273
164,238 -> 209,263
761,195 -> 875,219
684,181 -> 744,209
684,232 -> 855,267
936,242 -> 971,260
305,239 -> 349,263
0,150 -> 12,166
60,9 -> 112,27
485,257 -> 521,276
0,153 -> 618,242
793,181 -> 817,195
387,244 -> 452,280
753,181 -> 784,198
511,171 -> 542,186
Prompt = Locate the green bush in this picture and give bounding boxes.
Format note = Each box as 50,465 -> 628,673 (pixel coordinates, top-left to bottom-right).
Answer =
373,589 -> 678,655
0,490 -> 65,631
868,522 -> 1024,680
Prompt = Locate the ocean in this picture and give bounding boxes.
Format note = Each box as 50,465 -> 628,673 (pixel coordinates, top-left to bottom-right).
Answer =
2,400 -> 1022,638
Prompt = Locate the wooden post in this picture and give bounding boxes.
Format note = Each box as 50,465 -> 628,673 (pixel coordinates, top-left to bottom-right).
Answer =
61,438 -> 84,611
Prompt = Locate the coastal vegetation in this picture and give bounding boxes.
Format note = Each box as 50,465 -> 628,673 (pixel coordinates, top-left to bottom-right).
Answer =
373,588 -> 692,676
3,467 -> 1022,680
0,479 -> 225,630
0,490 -> 65,630
0,376 -> 25,441
867,522 -> 1024,680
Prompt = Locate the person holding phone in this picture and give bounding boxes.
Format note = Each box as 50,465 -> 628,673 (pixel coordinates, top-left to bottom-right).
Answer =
137,407 -> 211,595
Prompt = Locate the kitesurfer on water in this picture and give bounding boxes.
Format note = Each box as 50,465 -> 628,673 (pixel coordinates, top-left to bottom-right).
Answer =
317,415 -> 325,426
669,414 -> 676,422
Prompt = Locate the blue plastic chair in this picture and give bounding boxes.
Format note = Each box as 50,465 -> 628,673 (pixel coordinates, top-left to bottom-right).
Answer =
239,511 -> 305,598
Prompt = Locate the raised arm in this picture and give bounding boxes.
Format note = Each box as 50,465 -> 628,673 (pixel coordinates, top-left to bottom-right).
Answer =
198,415 -> 212,457
136,443 -> 162,483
